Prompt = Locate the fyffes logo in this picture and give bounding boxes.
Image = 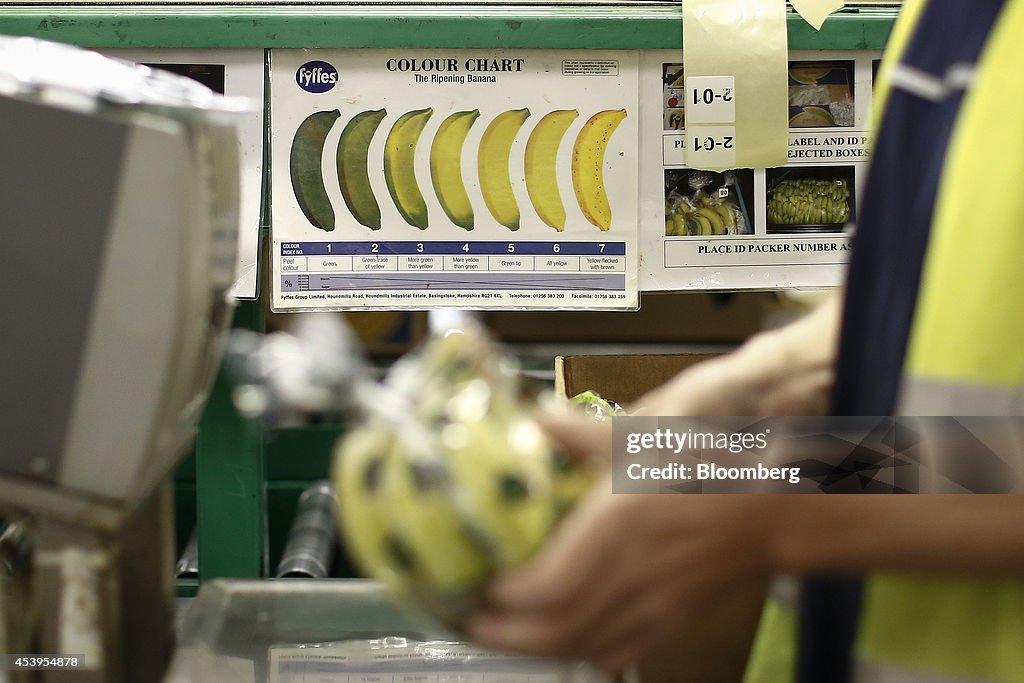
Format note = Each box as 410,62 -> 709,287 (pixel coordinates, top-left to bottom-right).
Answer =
296,61 -> 339,93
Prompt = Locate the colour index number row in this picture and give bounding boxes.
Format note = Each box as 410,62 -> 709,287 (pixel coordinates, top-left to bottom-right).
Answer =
358,243 -> 607,254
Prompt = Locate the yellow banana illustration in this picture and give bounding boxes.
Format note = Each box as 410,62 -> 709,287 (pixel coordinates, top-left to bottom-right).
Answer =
524,109 -> 578,231
384,108 -> 434,229
478,108 -> 531,231
430,110 -> 480,231
336,109 -> 387,230
290,109 -> 340,231
571,109 -> 627,231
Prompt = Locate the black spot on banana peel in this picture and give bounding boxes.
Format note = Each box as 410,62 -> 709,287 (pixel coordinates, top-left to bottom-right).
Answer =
290,109 -> 341,231
338,109 -> 387,230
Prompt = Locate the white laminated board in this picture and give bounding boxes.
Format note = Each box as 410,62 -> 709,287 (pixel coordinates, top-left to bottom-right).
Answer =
639,49 -> 883,291
270,49 -> 640,311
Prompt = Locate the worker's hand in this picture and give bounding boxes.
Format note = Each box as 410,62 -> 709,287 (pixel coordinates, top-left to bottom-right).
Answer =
468,482 -> 779,675
468,357 -> 770,674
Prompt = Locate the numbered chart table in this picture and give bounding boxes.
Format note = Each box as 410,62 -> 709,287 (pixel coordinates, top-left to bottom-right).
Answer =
275,240 -> 632,309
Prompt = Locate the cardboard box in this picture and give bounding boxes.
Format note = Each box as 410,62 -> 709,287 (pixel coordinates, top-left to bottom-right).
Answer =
264,309 -> 428,356
485,291 -> 784,345
555,353 -> 718,405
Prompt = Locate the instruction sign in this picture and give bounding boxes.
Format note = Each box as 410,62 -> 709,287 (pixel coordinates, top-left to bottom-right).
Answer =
270,49 -> 640,311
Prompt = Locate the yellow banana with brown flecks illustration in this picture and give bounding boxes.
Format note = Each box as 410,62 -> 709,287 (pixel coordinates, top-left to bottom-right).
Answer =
571,109 -> 627,231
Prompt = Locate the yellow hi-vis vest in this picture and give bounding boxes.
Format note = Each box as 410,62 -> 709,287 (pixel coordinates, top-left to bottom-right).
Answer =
858,0 -> 1024,680
747,1 -> 1024,680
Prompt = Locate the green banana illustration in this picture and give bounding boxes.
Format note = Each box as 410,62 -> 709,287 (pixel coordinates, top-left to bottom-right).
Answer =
478,108 -> 531,231
524,109 -> 579,232
337,109 -> 387,230
384,108 -> 434,230
571,109 -> 627,231
290,109 -> 340,231
430,110 -> 480,231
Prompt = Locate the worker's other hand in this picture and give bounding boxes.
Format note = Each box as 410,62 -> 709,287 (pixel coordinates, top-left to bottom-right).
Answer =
468,482 -> 778,675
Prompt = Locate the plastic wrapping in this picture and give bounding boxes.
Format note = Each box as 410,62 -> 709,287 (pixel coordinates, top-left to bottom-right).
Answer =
570,390 -> 626,421
167,580 -> 618,683
268,637 -> 611,683
226,315 -> 595,625
332,319 -> 579,625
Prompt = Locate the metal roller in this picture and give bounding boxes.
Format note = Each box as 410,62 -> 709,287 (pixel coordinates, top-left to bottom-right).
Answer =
175,528 -> 199,579
275,481 -> 338,578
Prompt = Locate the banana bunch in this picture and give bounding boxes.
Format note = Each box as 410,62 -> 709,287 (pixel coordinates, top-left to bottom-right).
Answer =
332,323 -> 593,626
767,178 -> 850,225
664,190 -> 740,237
289,107 -> 627,233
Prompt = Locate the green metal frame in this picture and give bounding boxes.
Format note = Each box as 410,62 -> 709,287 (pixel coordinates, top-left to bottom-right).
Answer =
0,5 -> 896,594
0,6 -> 896,50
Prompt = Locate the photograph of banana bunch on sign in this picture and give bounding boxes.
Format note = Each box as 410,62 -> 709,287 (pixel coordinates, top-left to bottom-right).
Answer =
270,50 -> 640,311
640,50 -> 878,291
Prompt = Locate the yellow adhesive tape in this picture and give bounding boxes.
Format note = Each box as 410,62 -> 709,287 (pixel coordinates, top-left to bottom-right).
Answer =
683,0 -> 789,171
791,0 -> 844,31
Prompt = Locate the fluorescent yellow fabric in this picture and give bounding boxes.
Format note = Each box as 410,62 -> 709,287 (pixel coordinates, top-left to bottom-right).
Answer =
857,1 -> 1024,678
745,2 -> 1024,680
742,598 -> 797,683
857,576 -> 1024,682
901,0 -> 1024,388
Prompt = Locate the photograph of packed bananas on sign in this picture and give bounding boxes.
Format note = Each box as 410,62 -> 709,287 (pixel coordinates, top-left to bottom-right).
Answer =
270,49 -> 640,312
640,50 -> 879,291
